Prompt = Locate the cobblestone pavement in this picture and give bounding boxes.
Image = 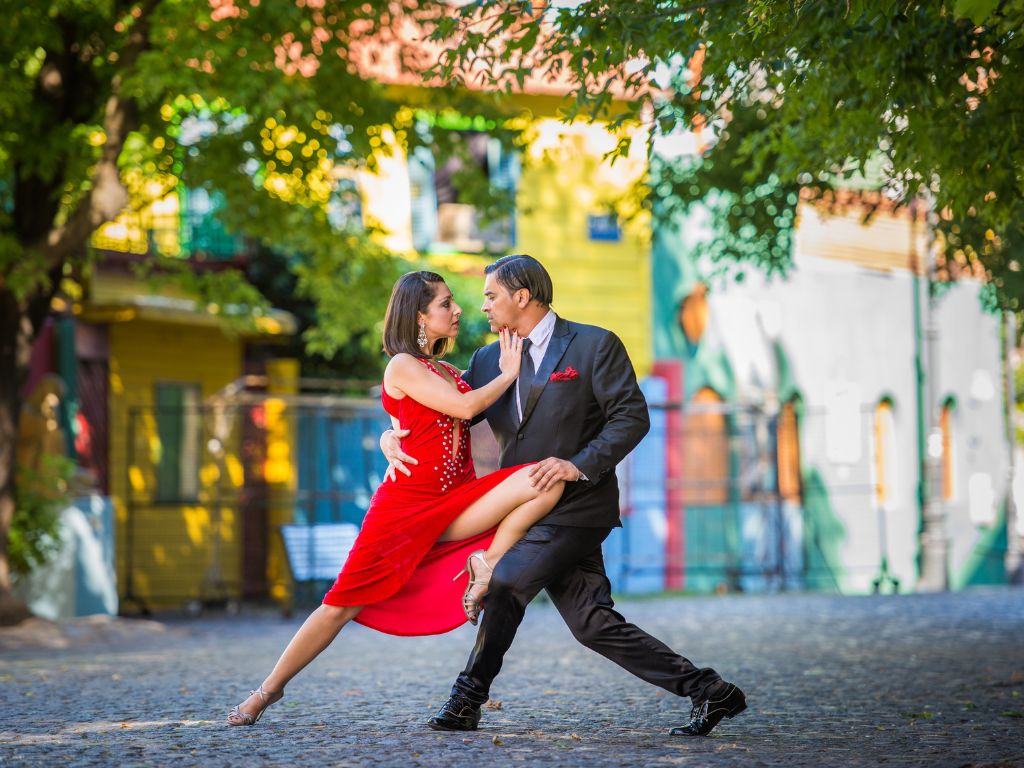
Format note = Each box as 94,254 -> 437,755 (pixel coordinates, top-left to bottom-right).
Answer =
2,589 -> 1023,767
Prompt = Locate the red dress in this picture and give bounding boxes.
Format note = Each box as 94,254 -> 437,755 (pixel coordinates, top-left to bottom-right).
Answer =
322,358 -> 525,636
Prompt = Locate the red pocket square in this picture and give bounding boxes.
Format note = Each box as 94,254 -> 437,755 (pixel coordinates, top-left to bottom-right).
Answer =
550,366 -> 579,381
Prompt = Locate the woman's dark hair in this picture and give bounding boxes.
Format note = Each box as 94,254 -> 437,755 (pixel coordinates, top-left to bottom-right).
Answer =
382,271 -> 454,359
484,254 -> 553,308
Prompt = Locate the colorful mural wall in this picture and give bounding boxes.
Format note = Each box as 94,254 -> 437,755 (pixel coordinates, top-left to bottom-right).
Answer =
642,191 -> 1011,595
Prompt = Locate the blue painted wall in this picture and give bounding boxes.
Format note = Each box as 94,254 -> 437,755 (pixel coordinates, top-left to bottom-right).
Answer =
295,408 -> 392,526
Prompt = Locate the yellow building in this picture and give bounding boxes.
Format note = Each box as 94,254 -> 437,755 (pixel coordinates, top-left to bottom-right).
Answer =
76,208 -> 297,611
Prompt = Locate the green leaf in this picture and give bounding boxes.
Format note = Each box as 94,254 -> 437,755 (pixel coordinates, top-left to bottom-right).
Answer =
953,0 -> 1002,23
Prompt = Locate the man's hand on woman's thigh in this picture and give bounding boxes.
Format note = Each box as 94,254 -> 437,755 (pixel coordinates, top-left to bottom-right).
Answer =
527,457 -> 581,491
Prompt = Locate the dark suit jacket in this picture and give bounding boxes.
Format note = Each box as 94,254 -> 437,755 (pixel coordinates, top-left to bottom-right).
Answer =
462,315 -> 650,528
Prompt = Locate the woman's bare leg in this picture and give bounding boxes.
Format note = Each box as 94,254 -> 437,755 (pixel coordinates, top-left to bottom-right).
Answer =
228,603 -> 362,723
230,468 -> 562,722
438,466 -> 564,602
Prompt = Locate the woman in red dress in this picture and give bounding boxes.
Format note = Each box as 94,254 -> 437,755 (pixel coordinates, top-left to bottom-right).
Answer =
228,271 -> 564,726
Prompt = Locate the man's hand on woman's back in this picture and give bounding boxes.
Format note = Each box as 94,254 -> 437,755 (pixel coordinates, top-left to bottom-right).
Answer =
382,428 -> 417,481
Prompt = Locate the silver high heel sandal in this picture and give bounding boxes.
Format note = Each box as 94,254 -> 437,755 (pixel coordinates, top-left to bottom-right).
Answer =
453,550 -> 493,626
227,685 -> 283,726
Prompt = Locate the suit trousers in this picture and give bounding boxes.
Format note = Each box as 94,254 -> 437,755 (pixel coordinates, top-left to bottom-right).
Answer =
453,524 -> 723,706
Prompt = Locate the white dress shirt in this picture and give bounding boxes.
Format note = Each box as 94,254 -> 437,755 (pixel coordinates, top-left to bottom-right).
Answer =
515,309 -> 556,421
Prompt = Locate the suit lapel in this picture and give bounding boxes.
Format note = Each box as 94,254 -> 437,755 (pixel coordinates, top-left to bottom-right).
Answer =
520,318 -> 575,428
501,383 -> 518,428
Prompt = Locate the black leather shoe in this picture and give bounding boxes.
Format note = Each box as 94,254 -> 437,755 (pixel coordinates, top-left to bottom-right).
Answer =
669,683 -> 747,736
426,694 -> 482,731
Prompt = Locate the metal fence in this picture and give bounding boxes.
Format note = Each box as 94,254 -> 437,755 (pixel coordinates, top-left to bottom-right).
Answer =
121,391 -> 944,612
607,400 -> 901,595
608,402 -> 804,594
120,397 -> 389,614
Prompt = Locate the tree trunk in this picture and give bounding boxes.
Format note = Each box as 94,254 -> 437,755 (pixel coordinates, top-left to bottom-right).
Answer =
0,288 -> 32,626
0,1 -> 156,626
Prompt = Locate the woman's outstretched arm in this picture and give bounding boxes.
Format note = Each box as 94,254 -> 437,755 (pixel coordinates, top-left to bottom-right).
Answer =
384,328 -> 522,420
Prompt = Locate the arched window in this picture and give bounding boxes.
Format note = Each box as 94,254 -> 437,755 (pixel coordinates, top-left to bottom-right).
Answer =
678,283 -> 709,345
777,398 -> 802,503
940,398 -> 957,501
683,387 -> 729,505
873,399 -> 898,507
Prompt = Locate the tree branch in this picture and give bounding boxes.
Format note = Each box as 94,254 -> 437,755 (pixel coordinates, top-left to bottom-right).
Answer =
449,0 -> 740,31
31,0 -> 162,271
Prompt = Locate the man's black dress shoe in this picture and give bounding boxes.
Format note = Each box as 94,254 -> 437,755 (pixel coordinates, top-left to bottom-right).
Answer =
669,683 -> 747,736
427,693 -> 482,731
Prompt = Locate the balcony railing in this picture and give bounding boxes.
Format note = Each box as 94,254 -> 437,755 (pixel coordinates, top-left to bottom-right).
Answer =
89,188 -> 251,263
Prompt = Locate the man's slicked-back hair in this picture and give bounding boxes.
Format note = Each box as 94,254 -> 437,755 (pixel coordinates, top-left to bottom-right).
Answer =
484,254 -> 553,308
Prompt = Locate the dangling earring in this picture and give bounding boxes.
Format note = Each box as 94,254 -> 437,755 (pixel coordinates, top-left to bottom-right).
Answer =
417,321 -> 428,350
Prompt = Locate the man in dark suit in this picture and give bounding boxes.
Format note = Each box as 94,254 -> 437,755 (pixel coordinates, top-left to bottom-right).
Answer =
382,254 -> 746,736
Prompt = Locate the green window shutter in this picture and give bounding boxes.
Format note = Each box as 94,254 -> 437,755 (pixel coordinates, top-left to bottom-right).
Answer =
155,384 -> 184,502
485,138 -> 519,249
487,138 -> 519,192
408,146 -> 438,252
154,383 -> 200,502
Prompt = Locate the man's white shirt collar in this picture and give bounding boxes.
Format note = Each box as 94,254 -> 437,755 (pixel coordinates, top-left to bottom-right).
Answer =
526,310 -> 557,355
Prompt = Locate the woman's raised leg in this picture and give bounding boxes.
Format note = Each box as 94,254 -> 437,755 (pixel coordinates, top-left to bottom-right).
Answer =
227,603 -> 362,725
437,466 -> 564,611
